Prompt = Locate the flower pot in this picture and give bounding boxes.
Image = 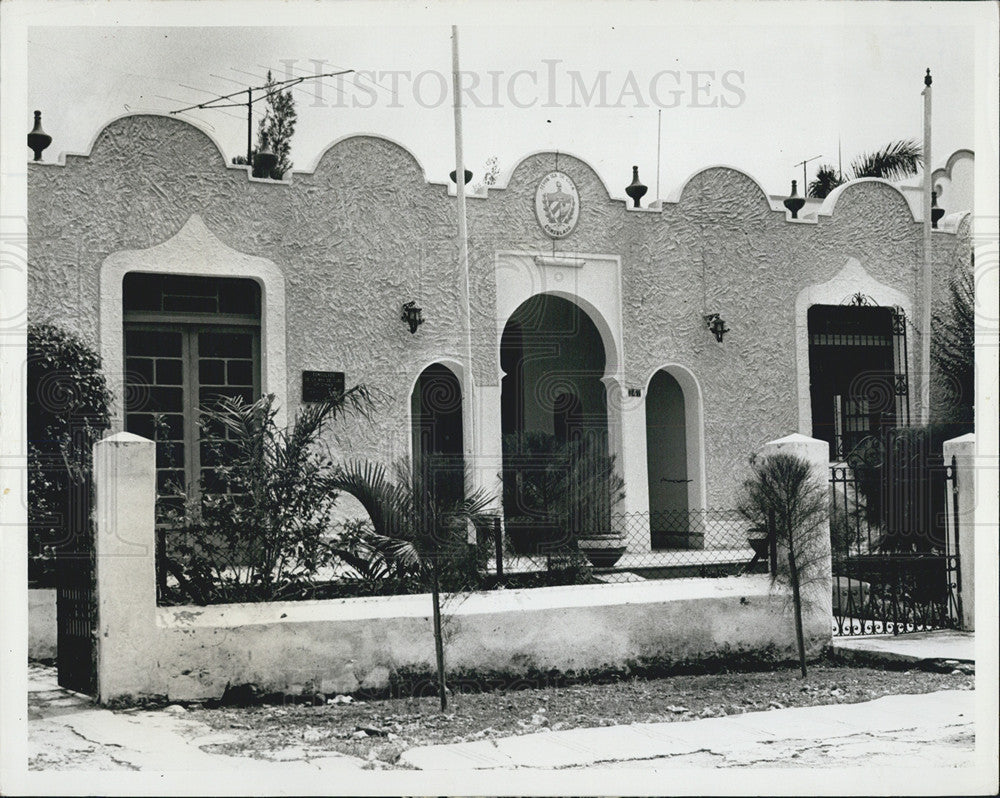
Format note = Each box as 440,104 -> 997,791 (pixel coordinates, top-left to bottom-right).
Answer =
576,535 -> 627,568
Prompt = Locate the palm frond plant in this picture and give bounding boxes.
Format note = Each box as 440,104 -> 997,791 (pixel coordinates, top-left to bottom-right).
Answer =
501,431 -> 625,557
931,255 -> 975,426
807,165 -> 844,201
850,139 -> 923,181
808,139 -> 923,198
330,458 -> 497,710
161,386 -> 374,604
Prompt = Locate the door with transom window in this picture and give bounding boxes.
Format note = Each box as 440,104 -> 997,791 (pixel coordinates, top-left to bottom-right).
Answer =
122,273 -> 261,514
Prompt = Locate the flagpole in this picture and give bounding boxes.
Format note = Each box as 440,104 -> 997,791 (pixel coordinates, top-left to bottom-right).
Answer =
656,109 -> 662,202
920,69 -> 933,425
451,25 -> 477,506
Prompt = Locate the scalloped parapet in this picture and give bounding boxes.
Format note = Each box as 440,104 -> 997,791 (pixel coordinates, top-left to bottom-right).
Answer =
28,113 -> 965,226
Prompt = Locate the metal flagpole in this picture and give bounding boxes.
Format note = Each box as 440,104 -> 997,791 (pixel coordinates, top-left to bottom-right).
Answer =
656,109 -> 662,201
920,69 -> 933,425
451,25 -> 477,507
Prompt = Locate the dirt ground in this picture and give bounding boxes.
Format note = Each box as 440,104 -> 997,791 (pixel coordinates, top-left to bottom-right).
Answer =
187,662 -> 974,769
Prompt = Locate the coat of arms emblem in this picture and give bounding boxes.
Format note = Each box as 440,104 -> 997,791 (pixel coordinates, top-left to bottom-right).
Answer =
535,171 -> 580,238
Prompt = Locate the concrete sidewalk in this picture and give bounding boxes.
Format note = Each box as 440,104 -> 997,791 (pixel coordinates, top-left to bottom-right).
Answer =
28,629 -> 978,773
832,629 -> 975,666
401,629 -> 978,771
27,662 -> 365,772
400,690 -> 975,770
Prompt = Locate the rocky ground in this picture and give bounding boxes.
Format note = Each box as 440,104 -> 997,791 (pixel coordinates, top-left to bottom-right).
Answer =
184,661 -> 974,769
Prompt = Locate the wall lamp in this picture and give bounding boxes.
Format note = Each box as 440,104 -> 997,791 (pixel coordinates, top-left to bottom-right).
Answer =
704,313 -> 730,343
401,301 -> 424,334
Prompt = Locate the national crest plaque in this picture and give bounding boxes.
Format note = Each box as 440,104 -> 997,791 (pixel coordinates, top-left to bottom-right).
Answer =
534,171 -> 580,239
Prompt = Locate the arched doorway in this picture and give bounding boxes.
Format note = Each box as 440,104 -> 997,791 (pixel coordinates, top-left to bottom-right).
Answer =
411,363 -> 464,508
645,369 -> 690,549
500,294 -> 610,553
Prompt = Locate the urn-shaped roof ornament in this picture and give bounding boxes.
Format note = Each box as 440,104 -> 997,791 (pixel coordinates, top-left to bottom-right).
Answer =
625,165 -> 647,208
28,110 -> 52,162
254,133 -> 278,178
783,180 -> 806,219
931,189 -> 945,229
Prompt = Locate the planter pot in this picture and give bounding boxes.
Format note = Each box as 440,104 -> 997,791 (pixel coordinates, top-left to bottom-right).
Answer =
577,536 -> 627,569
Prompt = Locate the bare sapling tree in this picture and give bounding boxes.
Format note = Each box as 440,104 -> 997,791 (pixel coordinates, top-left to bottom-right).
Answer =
330,459 -> 495,710
738,452 -> 829,677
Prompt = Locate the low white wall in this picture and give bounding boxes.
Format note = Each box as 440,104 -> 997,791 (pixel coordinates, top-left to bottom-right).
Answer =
29,588 -> 57,660
93,433 -> 832,705
152,575 -> 827,702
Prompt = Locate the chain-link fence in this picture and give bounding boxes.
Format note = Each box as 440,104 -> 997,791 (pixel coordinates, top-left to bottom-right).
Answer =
487,509 -> 772,583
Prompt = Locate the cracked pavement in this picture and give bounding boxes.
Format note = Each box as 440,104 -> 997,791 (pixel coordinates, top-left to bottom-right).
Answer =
27,662 -> 365,772
27,661 -> 976,774
398,690 -> 976,770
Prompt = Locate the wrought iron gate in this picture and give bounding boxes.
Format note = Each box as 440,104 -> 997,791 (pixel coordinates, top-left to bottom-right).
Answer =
830,450 -> 961,636
56,550 -> 98,694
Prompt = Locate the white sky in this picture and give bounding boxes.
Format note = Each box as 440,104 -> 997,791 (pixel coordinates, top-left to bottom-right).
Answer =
22,2 -> 983,198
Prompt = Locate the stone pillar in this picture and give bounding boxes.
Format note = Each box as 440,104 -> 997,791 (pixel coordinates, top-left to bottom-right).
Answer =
472,384 -> 505,517
601,377 -> 651,552
618,389 -> 649,513
943,433 -> 975,631
94,432 -> 159,704
757,433 -> 833,645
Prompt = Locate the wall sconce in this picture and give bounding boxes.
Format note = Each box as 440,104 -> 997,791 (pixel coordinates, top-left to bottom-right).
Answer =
401,301 -> 424,334
704,313 -> 729,343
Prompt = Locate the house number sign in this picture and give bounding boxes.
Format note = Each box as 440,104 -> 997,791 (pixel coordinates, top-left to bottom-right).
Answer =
535,171 -> 580,239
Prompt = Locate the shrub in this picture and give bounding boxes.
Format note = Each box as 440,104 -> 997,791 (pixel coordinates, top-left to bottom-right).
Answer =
501,431 -> 625,554
159,388 -> 373,604
27,323 -> 112,585
845,423 -> 967,552
931,257 -> 974,426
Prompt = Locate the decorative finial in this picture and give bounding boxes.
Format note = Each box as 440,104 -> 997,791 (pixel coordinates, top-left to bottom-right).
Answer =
783,179 -> 805,219
254,132 -> 278,178
931,189 -> 945,229
27,110 -> 52,162
924,68 -> 932,87
625,165 -> 647,208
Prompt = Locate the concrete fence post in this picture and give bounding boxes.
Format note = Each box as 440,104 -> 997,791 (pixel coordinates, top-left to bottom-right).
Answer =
756,433 -> 833,645
94,432 -> 158,704
943,433 -> 975,631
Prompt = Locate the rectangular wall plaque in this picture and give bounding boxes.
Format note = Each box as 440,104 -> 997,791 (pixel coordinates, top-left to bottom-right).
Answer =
302,370 -> 345,403
628,387 -> 642,397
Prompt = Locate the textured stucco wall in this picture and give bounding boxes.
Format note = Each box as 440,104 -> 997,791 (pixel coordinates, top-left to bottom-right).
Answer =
150,576 -> 826,702
27,114 -> 969,509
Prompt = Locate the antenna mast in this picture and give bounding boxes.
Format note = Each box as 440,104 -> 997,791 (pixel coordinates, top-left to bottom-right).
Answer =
171,69 -> 354,163
793,154 -> 823,192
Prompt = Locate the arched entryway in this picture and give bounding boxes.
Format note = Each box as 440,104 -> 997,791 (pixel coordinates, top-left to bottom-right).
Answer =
645,369 -> 689,549
500,294 -> 610,553
411,363 -> 464,508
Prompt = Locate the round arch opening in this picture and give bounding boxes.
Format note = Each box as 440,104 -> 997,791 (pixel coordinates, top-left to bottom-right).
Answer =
410,363 -> 465,507
499,293 -> 611,553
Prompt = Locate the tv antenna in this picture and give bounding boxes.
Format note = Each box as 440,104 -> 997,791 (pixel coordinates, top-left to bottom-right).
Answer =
171,69 -> 354,164
793,154 -> 823,192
